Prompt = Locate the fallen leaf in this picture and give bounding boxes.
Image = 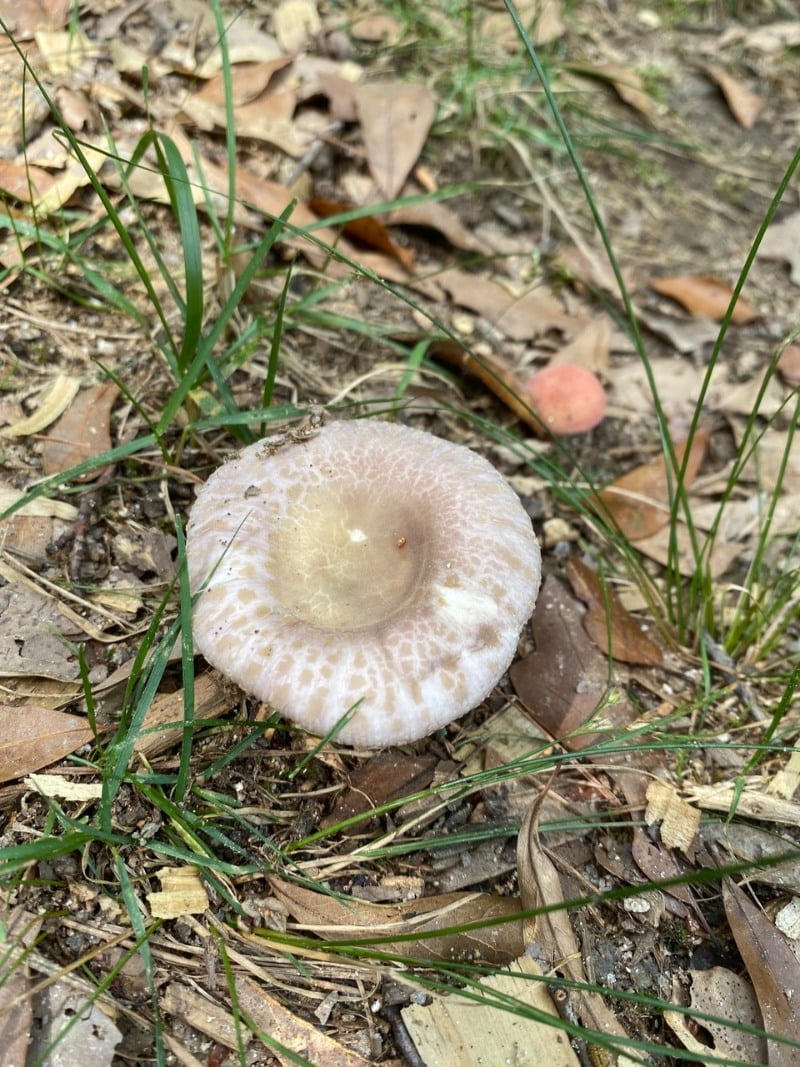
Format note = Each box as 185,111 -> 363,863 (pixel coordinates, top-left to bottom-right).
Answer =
162,983 -> 241,1053
517,803 -> 635,1043
274,0 -> 321,53
355,81 -> 436,199
41,381 -> 120,480
402,954 -> 580,1067
0,374 -> 80,438
595,428 -> 710,541
550,316 -> 612,375
0,703 -> 94,783
510,576 -> 635,749
0,161 -> 57,203
723,878 -> 800,1067
134,673 -> 232,760
426,339 -> 543,433
385,199 -> 496,257
0,908 -> 39,1067
437,269 -> 571,341
235,974 -> 371,1067
650,274 -> 758,324
761,212 -> 800,287
705,65 -> 764,129
268,876 -> 524,964
572,61 -> 654,117
777,344 -> 800,387
309,197 -> 415,270
665,966 -> 766,1064
322,749 -> 437,829
565,557 -> 663,666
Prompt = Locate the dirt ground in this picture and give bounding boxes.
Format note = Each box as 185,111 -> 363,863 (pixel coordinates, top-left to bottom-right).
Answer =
0,1 -> 799,1065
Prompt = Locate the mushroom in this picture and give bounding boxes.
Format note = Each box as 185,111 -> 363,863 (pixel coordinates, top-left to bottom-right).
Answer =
186,419 -> 541,747
524,363 -> 606,435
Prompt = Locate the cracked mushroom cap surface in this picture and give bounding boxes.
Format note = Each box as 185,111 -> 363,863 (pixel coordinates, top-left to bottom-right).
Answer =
186,420 -> 541,747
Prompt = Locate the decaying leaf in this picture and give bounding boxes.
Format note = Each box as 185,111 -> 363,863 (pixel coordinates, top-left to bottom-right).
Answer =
268,876 -> 524,964
510,576 -> 635,749
28,978 -> 122,1067
355,81 -> 437,199
761,212 -> 800,287
566,557 -> 663,666
322,749 -> 437,829
0,703 -> 95,783
438,269 -> 571,341
162,982 -> 242,1054
705,65 -> 764,129
309,197 -> 415,271
401,954 -> 581,1067
426,339 -> 543,433
517,803 -> 635,1045
0,375 -> 80,438
723,878 -> 800,1067
585,61 -> 654,116
235,974 -> 372,1067
595,428 -> 710,541
649,274 -> 759,324
665,966 -> 766,1064
41,381 -> 120,480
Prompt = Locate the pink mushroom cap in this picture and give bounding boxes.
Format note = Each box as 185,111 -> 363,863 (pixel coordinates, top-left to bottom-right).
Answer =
524,363 -> 606,435
186,420 -> 541,747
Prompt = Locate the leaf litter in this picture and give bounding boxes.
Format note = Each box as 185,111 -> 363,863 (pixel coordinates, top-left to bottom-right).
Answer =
0,0 -> 799,1064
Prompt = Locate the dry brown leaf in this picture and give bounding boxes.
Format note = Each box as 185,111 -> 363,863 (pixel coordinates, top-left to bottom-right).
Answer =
565,557 -> 663,666
235,974 -> 371,1067
550,316 -> 612,375
0,0 -> 71,37
187,57 -> 293,112
595,428 -> 710,541
510,576 -> 635,749
322,749 -> 437,829
426,339 -> 543,433
349,14 -> 401,44
309,197 -> 415,270
777,344 -> 800,388
41,381 -> 119,480
0,161 -> 58,203
134,673 -> 232,760
1,374 -> 80,438
761,212 -> 800,287
573,62 -> 654,117
401,954 -> 580,1067
517,804 -> 634,1044
162,982 -> 241,1053
0,908 -> 39,1067
355,81 -> 436,199
0,703 -> 94,783
649,274 -> 759,324
723,878 -> 800,1067
268,876 -> 524,964
385,199 -> 496,257
665,966 -> 766,1064
437,269 -> 571,341
705,65 -> 764,129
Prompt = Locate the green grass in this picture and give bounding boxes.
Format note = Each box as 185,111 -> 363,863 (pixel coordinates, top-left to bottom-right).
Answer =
1,1 -> 799,1064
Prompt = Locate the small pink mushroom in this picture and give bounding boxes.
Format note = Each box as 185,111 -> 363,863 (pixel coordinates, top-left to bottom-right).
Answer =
524,363 -> 606,435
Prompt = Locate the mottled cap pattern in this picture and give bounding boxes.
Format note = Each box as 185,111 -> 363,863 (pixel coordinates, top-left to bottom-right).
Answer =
186,420 -> 542,747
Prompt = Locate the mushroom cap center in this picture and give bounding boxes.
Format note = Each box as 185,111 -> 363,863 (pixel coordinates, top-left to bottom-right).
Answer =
275,487 -> 428,630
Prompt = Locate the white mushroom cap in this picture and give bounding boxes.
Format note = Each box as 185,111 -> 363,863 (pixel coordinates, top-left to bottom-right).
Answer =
186,420 -> 541,747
